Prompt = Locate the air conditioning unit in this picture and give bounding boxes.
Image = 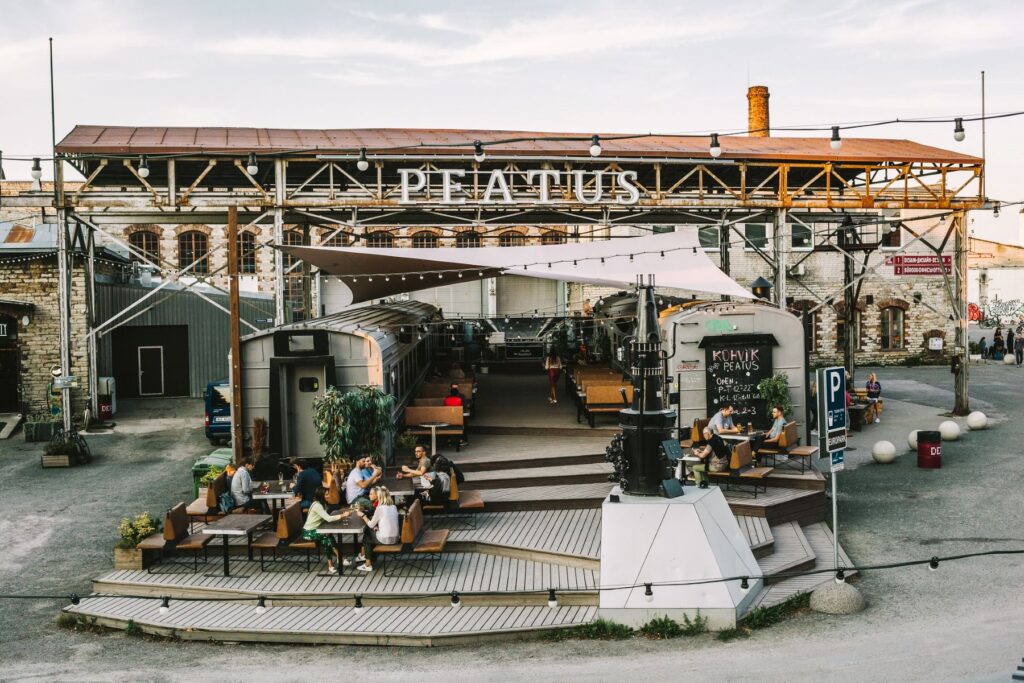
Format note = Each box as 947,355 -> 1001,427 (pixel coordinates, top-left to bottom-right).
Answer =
790,263 -> 807,277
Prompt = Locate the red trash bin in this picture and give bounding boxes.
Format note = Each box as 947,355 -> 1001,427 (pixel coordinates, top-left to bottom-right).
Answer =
917,430 -> 941,468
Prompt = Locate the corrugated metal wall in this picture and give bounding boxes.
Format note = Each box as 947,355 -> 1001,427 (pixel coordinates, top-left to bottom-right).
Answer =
96,282 -> 275,398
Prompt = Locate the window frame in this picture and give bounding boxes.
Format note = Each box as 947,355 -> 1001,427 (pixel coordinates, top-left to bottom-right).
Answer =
129,230 -> 160,266
177,231 -> 209,274
410,231 -> 439,249
364,232 -> 394,248
743,223 -> 770,252
498,232 -> 526,247
880,306 -> 905,350
541,230 -> 566,245
791,223 -> 814,252
879,224 -> 903,250
455,232 -> 481,248
698,225 -> 721,252
236,230 -> 257,274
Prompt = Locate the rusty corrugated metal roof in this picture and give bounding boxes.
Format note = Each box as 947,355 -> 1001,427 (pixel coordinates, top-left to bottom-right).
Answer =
3,224 -> 34,244
54,126 -> 983,164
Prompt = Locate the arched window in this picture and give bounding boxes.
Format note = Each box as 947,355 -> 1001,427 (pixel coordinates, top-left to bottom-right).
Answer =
320,229 -> 349,247
456,232 -> 481,248
365,232 -> 394,248
236,231 -> 257,274
880,307 -> 904,350
541,230 -> 566,245
499,232 -> 525,247
178,231 -> 208,273
411,231 -> 438,249
129,230 -> 160,266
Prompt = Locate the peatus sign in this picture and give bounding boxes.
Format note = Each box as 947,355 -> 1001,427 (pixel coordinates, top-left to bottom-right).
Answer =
398,167 -> 643,206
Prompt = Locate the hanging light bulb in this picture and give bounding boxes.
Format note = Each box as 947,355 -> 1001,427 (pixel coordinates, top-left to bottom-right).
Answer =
643,583 -> 654,603
993,201 -> 1001,218
458,272 -> 463,278
246,152 -> 259,175
573,260 -> 578,266
928,557 -> 939,571
835,568 -> 846,583
450,591 -> 461,609
0,150 -> 6,181
70,594 -> 81,606
353,595 -> 364,614
158,596 -> 170,615
740,577 -> 749,590
953,117 -> 965,142
660,251 -> 665,258
830,126 -> 842,150
547,589 -> 558,608
589,134 -> 602,157
629,253 -> 634,262
356,147 -> 369,172
31,157 -> 42,180
708,133 -> 722,158
255,596 -> 267,615
473,141 -> 485,163
438,273 -> 443,279
138,155 -> 150,178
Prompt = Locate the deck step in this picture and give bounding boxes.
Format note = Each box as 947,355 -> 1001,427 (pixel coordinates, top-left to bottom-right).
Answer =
457,452 -> 607,473
757,522 -> 816,582
64,597 -> 598,647
736,515 -> 775,558
443,509 -> 601,566
745,521 -> 856,611
462,462 -> 613,489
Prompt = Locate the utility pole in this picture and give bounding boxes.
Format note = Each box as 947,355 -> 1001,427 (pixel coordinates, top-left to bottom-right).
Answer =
228,206 -> 244,464
953,211 -> 970,415
773,208 -> 788,308
842,225 -> 857,382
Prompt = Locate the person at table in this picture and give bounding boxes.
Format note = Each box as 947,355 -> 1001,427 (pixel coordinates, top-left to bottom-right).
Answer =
708,404 -> 740,435
398,445 -> 430,480
349,486 -> 400,573
302,486 -> 345,575
752,406 -> 787,453
229,458 -> 268,513
443,387 -> 463,407
691,427 -> 730,489
290,459 -> 322,511
346,456 -> 382,510
421,469 -> 451,506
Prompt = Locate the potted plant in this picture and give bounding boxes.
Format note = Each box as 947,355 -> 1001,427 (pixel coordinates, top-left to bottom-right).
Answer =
24,413 -> 58,443
757,372 -> 794,426
114,512 -> 160,570
393,430 -> 419,465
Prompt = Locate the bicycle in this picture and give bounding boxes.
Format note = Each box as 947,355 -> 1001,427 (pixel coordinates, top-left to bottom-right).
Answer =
49,421 -> 92,465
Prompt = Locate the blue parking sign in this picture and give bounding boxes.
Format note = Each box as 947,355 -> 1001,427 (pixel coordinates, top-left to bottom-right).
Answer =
816,367 -> 847,455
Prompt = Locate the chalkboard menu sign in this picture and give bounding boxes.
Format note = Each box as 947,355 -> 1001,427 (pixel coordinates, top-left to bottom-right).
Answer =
700,333 -> 777,428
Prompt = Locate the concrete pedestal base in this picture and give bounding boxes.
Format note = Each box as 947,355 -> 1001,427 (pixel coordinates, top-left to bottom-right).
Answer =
810,580 -> 866,615
599,485 -> 762,629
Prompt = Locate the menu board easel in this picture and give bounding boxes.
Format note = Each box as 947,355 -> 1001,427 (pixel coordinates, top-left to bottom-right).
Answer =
700,333 -> 777,428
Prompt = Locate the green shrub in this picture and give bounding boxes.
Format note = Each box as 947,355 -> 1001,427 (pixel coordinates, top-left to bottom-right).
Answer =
199,466 -> 224,486
125,619 -> 142,637
742,592 -> 810,630
757,372 -> 793,422
680,612 -> 709,636
115,512 -> 159,550
715,627 -> 749,642
55,612 -> 80,630
548,618 -> 634,641
639,616 -> 682,639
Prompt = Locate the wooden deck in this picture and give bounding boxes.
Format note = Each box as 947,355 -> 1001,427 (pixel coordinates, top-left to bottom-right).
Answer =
64,597 -> 598,646
756,522 -> 816,580
737,515 -> 774,558
445,510 -> 602,566
94,552 -> 598,606
463,462 -> 613,489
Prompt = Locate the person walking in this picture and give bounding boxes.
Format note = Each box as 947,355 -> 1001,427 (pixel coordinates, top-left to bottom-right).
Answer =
1015,334 -> 1024,367
543,349 -> 562,404
979,336 -> 987,360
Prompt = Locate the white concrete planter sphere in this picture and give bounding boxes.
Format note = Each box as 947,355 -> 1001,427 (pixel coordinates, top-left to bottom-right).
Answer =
966,411 -> 988,430
938,420 -> 961,441
1004,354 -> 1016,365
871,440 -> 897,464
907,430 -> 919,451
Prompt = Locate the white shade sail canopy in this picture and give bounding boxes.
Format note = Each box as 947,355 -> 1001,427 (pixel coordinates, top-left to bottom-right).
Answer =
279,230 -> 754,304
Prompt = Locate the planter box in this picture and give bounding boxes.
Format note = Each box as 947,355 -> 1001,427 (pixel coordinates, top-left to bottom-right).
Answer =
25,422 -> 57,443
113,547 -> 156,571
41,454 -> 73,468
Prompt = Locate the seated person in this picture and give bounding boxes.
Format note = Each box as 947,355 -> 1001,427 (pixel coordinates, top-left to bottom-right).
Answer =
350,486 -> 400,573
345,456 -> 382,510
865,373 -> 882,423
421,469 -> 451,506
229,458 -> 268,513
690,427 -> 731,489
708,404 -> 740,435
290,459 -> 322,510
302,486 -> 345,575
398,445 -> 430,479
753,406 -> 787,453
443,387 -> 463,407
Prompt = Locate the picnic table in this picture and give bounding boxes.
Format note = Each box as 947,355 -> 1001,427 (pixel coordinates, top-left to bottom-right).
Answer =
201,513 -> 270,577
319,514 -> 367,575
252,481 -> 296,519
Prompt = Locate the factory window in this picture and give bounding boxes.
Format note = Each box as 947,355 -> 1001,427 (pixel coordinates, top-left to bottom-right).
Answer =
321,229 -> 350,247
365,232 -> 394,248
835,311 -> 862,351
541,230 -> 566,245
411,231 -> 438,248
880,307 -> 904,350
282,231 -> 305,320
456,232 -> 481,248
698,226 -> 721,251
236,231 -> 257,274
499,232 -> 525,247
178,231 -> 209,273
129,230 -> 160,266
743,223 -> 769,251
791,223 -> 814,251
880,224 -> 903,250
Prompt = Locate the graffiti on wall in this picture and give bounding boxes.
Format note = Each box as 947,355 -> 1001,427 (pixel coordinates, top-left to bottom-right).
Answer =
981,297 -> 1024,328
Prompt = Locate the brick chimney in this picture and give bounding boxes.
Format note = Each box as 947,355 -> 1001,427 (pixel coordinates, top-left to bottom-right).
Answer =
747,85 -> 770,137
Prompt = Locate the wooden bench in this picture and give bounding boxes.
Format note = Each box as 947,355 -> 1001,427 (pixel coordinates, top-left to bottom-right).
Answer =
574,375 -> 627,412
251,500 -> 319,571
680,417 -> 709,449
423,468 -> 484,528
373,499 -> 449,576
139,503 -> 213,573
412,398 -> 446,407
854,390 -> 885,423
708,440 -> 773,497
404,406 -> 466,451
186,470 -> 228,528
581,385 -> 633,427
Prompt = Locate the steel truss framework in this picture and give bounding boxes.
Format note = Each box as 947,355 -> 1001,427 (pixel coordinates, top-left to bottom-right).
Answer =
12,148 -> 979,417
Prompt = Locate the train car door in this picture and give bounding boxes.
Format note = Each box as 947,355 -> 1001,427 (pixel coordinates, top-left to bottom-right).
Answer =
285,364 -> 325,458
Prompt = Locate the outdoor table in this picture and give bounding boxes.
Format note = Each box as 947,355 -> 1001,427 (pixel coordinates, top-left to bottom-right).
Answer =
201,513 -> 271,577
380,475 -> 417,501
319,514 -> 366,575
252,481 -> 295,520
418,421 -> 449,456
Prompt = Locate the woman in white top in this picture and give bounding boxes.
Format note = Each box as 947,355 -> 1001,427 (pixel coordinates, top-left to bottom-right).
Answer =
543,349 -> 563,405
352,487 -> 400,573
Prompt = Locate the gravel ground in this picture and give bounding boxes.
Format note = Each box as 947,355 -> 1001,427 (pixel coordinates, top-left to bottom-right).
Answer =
1,367 -> 1022,683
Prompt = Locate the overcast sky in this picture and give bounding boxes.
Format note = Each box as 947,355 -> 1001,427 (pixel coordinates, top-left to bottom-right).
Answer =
2,0 -> 1022,242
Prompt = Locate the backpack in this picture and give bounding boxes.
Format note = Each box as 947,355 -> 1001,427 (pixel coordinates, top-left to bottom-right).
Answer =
218,491 -> 236,514
451,463 -> 465,484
